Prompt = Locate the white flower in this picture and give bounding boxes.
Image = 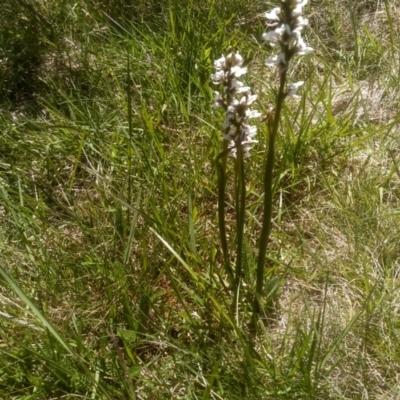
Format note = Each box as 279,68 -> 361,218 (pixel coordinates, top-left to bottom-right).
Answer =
231,65 -> 248,78
214,56 -> 226,70
293,16 -> 309,32
234,53 -> 243,66
211,70 -> 225,83
227,101 -> 239,113
296,45 -> 313,55
262,24 -> 285,44
241,124 -> 258,157
265,52 -> 286,67
229,80 -> 244,91
284,24 -> 292,35
227,121 -> 258,158
236,85 -> 251,94
246,109 -> 261,119
294,37 -> 314,55
239,95 -> 248,106
292,0 -> 308,17
265,7 -> 281,20
246,94 -> 258,105
223,112 -> 235,129
213,91 -> 223,107
241,124 -> 257,139
287,81 -> 304,97
229,80 -> 250,94
262,30 -> 279,44
211,51 -> 260,158
226,52 -> 243,67
263,0 -> 313,65
237,94 -> 258,107
223,126 -> 236,141
211,52 -> 248,85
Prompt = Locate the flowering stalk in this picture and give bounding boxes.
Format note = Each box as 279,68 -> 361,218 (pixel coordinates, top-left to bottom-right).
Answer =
212,52 -> 260,304
233,138 -> 246,316
216,139 -> 231,280
254,0 -> 313,318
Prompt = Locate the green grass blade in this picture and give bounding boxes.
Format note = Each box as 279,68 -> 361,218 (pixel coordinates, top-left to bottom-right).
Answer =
0,265 -> 73,356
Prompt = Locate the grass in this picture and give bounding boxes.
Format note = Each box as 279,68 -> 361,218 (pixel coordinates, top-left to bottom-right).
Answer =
1,0 -> 400,398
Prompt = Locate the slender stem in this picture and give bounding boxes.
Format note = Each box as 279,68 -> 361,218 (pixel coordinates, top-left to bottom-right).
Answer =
217,142 -> 233,281
216,78 -> 236,284
233,143 -> 246,317
253,69 -> 287,317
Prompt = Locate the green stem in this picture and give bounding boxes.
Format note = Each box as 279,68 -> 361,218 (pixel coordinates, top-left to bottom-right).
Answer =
216,76 -> 236,284
217,141 -> 233,281
233,143 -> 246,317
253,69 -> 287,317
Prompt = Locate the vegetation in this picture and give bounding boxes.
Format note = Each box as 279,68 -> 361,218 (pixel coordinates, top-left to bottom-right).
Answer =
1,0 -> 399,398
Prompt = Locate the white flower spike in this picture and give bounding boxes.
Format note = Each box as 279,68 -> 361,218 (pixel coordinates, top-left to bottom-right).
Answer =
211,51 -> 260,158
263,0 -> 313,71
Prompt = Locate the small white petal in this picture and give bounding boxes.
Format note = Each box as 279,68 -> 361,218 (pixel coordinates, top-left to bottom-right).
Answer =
262,25 -> 285,43
227,100 -> 239,112
213,91 -> 223,107
246,94 -> 258,105
229,80 -> 250,94
214,56 -> 226,70
295,16 -> 309,29
292,6 -> 302,17
293,35 -> 314,55
265,55 -> 278,66
263,30 -> 280,43
223,126 -> 236,141
246,109 -> 261,119
236,85 -> 251,94
265,7 -> 281,20
295,45 -> 314,56
287,81 -> 304,96
222,112 -> 235,129
294,34 -> 306,46
265,52 -> 286,67
233,53 -> 243,66
231,66 -> 248,77
276,52 -> 287,64
293,81 -> 304,88
211,70 -> 225,82
226,52 -> 243,68
292,1 -> 308,17
241,124 -> 257,137
230,80 -> 243,90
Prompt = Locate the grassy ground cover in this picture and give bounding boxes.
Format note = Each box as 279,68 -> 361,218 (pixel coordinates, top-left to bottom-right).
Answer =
1,0 -> 400,398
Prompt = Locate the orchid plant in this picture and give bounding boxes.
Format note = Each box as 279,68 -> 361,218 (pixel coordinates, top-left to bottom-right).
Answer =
212,0 -> 313,322
212,52 -> 260,314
